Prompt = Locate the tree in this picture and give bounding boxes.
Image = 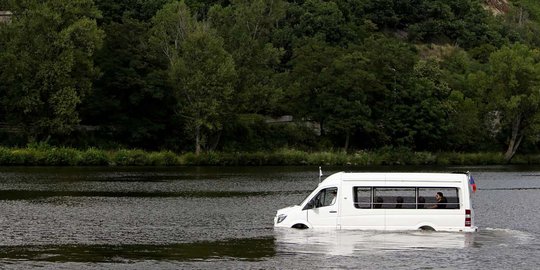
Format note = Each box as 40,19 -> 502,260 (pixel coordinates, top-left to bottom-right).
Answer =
0,0 -> 104,142
497,2 -> 540,47
150,1 -> 236,154
185,0 -> 230,19
323,51 -> 373,151
440,49 -> 486,151
94,0 -> 171,23
209,0 -> 286,114
288,39 -> 343,137
276,0 -> 359,47
288,39 -> 375,151
82,16 -> 177,149
402,59 -> 453,150
358,36 -> 418,148
362,0 -> 503,49
480,43 -> 540,162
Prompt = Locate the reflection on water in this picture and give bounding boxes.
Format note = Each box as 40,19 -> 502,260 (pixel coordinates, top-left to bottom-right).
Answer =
0,190 -> 302,200
473,228 -> 534,247
275,227 -> 534,257
275,229 -> 476,256
0,238 -> 276,262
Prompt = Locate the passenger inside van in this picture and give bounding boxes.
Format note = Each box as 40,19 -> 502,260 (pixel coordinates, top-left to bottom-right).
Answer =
418,196 -> 425,208
431,192 -> 447,209
395,196 -> 403,208
374,197 -> 383,208
330,189 -> 337,205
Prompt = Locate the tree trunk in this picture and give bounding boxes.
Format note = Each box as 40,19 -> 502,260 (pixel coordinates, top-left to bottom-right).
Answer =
504,114 -> 523,163
208,130 -> 222,151
195,125 -> 201,155
344,132 -> 350,153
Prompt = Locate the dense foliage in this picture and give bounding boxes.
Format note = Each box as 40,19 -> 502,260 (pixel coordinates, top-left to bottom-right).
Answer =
2,0 -> 540,162
5,145 -> 540,166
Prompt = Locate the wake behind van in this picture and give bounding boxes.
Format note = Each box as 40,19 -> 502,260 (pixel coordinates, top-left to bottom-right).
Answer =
274,172 -> 478,232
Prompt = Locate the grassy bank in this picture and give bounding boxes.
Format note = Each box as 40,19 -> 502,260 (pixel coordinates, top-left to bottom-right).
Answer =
2,146 -> 540,166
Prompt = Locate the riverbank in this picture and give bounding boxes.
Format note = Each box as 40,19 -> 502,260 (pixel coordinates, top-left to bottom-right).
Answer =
1,146 -> 540,166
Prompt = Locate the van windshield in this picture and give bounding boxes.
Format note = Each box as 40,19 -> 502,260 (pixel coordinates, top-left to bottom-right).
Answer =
299,192 -> 313,206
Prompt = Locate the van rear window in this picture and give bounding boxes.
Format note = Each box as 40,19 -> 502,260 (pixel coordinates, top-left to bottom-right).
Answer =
418,187 -> 460,209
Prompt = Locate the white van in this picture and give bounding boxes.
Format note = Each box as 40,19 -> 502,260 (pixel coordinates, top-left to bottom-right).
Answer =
274,172 -> 478,232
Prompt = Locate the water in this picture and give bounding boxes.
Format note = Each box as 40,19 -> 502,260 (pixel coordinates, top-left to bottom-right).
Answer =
0,166 -> 539,269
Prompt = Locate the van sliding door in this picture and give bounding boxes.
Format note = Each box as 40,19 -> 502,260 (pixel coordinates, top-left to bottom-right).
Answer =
340,187 -> 385,230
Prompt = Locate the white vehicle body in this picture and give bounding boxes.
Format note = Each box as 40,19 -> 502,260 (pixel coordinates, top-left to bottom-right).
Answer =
274,172 -> 478,232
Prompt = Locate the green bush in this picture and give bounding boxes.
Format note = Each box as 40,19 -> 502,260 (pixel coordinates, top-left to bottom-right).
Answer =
235,152 -> 264,166
180,152 -> 198,165
0,147 -> 19,165
195,152 -> 221,165
148,151 -> 179,166
350,151 -> 372,166
435,152 -> 504,165
9,148 -> 39,165
0,145 -> 539,166
45,148 -> 82,166
371,147 -> 416,165
269,149 -> 308,165
307,151 -> 348,166
179,149 -> 512,166
513,154 -> 540,164
81,148 -> 109,166
111,149 -> 150,166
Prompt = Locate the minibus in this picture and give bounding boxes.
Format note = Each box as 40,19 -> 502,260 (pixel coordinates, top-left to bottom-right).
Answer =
274,172 -> 478,232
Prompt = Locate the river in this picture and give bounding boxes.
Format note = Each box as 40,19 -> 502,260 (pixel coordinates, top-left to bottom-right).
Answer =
0,166 -> 539,269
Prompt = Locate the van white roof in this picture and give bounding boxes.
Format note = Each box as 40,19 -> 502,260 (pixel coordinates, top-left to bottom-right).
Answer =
321,172 -> 468,186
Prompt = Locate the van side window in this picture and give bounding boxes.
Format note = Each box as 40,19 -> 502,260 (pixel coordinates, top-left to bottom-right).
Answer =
418,187 -> 460,209
305,187 -> 338,209
353,187 -> 371,209
374,188 -> 416,209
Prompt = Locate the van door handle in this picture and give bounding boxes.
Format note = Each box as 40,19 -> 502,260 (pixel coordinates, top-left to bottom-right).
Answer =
329,211 -> 337,213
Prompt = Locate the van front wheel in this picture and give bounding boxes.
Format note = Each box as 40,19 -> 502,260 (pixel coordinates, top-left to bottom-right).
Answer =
419,226 -> 435,231
292,223 -> 309,229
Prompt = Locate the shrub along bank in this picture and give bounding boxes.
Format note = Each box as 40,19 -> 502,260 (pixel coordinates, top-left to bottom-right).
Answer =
1,146 -> 540,166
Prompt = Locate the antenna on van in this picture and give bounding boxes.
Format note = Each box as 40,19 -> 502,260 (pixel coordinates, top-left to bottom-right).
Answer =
319,166 -> 323,183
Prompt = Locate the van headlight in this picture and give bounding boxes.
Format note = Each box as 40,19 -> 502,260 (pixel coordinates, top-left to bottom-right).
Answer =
277,214 -> 287,224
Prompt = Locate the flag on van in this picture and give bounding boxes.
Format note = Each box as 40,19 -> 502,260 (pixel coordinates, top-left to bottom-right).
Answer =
469,175 -> 477,192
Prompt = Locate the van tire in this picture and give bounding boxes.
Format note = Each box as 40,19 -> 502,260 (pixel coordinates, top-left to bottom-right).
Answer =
292,223 -> 309,229
419,226 -> 435,231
